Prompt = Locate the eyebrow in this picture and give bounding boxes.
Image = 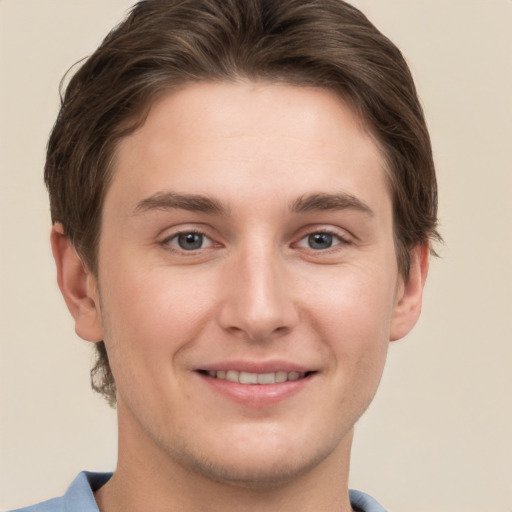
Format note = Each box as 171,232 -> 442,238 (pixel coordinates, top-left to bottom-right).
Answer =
291,192 -> 374,217
133,192 -> 227,216
133,190 -> 374,218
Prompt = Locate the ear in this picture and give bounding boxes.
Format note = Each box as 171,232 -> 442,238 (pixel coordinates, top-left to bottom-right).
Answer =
390,243 -> 429,342
50,223 -> 104,342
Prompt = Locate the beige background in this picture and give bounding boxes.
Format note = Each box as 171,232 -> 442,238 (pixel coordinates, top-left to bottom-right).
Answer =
1,1 -> 511,511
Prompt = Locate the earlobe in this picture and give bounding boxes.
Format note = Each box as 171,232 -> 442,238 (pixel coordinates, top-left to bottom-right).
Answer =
50,223 -> 104,342
390,244 -> 429,342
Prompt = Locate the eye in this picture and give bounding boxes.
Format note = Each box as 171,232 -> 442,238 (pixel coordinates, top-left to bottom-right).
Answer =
165,231 -> 213,251
296,231 -> 346,250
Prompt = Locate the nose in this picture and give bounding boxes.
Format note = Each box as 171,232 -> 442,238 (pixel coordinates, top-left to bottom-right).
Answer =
218,246 -> 299,342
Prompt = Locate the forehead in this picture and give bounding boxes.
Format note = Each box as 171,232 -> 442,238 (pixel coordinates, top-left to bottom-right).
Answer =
108,81 -> 389,216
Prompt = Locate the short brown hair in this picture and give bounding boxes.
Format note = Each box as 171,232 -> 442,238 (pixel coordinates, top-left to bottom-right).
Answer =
46,0 -> 439,406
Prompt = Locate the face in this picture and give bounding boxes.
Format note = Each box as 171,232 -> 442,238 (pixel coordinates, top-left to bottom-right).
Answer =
72,82 -> 424,486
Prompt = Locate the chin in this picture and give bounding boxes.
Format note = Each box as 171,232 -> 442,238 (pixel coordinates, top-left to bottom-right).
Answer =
186,452 -> 326,489
169,429 -> 340,489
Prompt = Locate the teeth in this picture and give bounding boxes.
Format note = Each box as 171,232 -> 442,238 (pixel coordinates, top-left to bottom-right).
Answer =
257,373 -> 275,384
275,371 -> 288,383
205,370 -> 307,384
226,370 -> 239,382
239,371 -> 258,384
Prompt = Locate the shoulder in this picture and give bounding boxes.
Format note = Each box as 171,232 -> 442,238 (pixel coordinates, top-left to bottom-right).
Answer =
7,472 -> 112,512
8,496 -> 65,512
349,489 -> 390,512
8,496 -> 64,512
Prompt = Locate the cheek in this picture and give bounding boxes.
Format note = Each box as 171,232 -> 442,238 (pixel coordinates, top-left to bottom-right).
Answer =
303,266 -> 395,387
99,263 -> 217,358
304,264 -> 397,341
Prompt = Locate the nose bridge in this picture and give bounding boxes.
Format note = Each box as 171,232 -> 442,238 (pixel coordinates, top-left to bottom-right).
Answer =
219,240 -> 298,341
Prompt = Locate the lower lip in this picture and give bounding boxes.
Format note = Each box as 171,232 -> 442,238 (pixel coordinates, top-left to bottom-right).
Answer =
198,373 -> 315,407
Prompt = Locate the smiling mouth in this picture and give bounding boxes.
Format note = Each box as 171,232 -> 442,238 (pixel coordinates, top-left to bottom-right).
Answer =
198,370 -> 315,384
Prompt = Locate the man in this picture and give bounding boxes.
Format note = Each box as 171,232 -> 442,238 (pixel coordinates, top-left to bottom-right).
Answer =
12,0 -> 439,511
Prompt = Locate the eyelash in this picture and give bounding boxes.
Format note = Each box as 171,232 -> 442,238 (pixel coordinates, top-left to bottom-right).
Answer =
161,228 -> 350,254
295,230 -> 350,252
162,230 -> 214,252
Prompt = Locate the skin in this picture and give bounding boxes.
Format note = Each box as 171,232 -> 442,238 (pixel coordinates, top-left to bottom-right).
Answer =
52,82 -> 428,512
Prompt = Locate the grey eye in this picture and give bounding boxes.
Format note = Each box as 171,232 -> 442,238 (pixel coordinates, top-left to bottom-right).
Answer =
176,232 -> 205,250
307,233 -> 334,250
163,231 -> 215,253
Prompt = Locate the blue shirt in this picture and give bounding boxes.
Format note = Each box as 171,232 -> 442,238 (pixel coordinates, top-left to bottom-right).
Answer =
9,472 -> 389,512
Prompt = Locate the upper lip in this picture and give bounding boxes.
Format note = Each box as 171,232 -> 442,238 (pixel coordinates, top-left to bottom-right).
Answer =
196,360 -> 316,374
